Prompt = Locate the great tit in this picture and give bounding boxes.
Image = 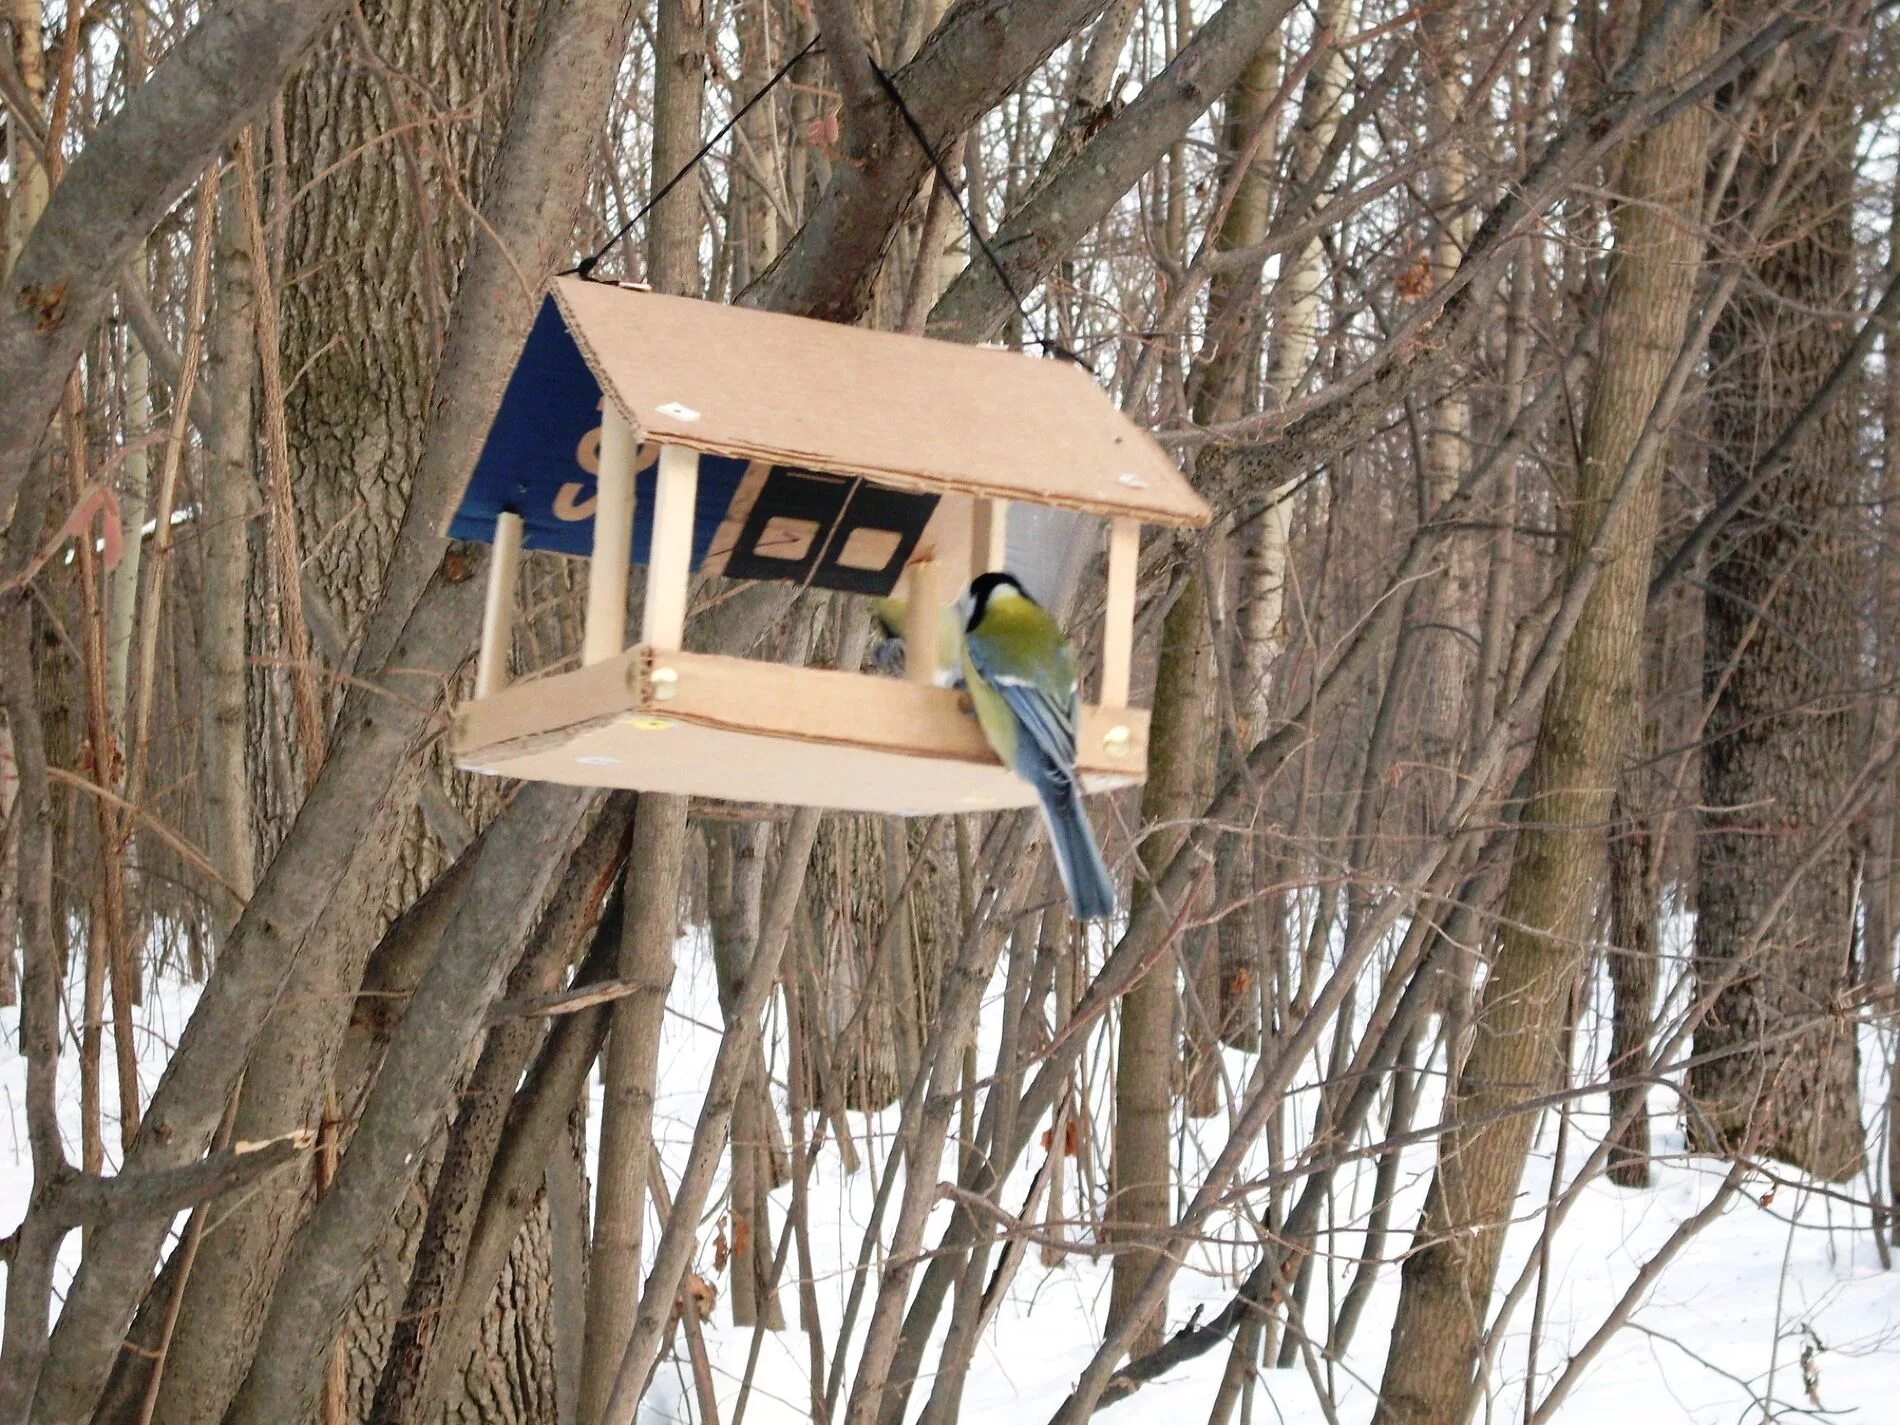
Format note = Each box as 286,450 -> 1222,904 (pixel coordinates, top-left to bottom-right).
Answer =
868,596 -> 965,688
958,572 -> 1118,921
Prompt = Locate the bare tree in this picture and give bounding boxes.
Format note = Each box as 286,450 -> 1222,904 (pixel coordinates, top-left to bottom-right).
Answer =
1690,9 -> 1868,1182
1381,4 -> 1718,1418
8,7 -> 1900,1425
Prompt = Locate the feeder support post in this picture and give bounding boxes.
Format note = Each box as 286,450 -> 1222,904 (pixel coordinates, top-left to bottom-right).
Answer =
1101,517 -> 1139,707
906,558 -> 944,685
642,444 -> 699,652
475,510 -> 523,697
583,404 -> 639,666
972,497 -> 1008,574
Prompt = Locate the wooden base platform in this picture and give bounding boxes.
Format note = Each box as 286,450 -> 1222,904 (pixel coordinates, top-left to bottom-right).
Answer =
452,647 -> 1149,817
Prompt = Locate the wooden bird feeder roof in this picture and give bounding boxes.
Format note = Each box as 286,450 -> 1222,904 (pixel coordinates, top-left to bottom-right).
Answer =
444,280 -> 1209,598
447,281 -> 1205,816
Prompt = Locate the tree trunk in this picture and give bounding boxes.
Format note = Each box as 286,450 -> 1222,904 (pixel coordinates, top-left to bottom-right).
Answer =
1688,29 -> 1866,1183
803,812 -> 953,1113
1606,789 -> 1657,1187
146,7 -> 539,1425
348,1152 -> 559,1425
581,12 -> 706,1398
1106,569 -> 1209,1357
581,793 -> 688,1423
1186,31 -> 1278,1105
2,0 -> 50,280
1378,10 -> 1713,1418
1415,5 -> 1478,777
1222,0 -> 1353,1053
708,820 -> 787,1331
646,0 -> 706,294
200,147 -> 259,930
365,801 -> 629,1425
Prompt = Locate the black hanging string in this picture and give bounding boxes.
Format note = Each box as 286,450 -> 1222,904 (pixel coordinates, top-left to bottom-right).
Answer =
866,58 -> 1090,371
569,34 -> 824,280
570,35 -> 1084,373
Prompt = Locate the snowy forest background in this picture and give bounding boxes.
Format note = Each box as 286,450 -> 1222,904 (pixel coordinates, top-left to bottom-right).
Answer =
3,1 -> 1900,1423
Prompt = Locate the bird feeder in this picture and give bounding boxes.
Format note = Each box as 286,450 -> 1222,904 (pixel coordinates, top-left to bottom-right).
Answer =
445,278 -> 1212,816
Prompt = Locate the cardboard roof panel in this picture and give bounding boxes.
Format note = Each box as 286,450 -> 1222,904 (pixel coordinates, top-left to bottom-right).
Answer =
549,278 -> 1209,527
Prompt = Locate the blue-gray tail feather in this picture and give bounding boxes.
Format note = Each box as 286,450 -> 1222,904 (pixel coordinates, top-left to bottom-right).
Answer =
1035,782 -> 1117,921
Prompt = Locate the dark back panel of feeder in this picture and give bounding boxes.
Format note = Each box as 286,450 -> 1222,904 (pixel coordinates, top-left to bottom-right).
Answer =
717,467 -> 936,595
448,297 -> 747,565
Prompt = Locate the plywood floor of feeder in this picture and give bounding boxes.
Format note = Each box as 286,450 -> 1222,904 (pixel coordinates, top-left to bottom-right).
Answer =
452,648 -> 1150,817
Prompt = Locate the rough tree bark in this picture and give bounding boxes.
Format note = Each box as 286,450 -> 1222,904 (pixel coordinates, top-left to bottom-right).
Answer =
1606,788 -> 1659,1187
199,145 -> 258,929
580,794 -> 688,1422
1106,568 -> 1209,1357
0,0 -> 349,534
581,8 -> 703,1403
1185,30 -> 1280,1105
1377,9 -> 1714,1420
366,799 -> 632,1425
23,0 -> 636,1419
1689,17 -> 1867,1182
219,781 -> 594,1425
646,0 -> 706,294
147,7 -> 542,1424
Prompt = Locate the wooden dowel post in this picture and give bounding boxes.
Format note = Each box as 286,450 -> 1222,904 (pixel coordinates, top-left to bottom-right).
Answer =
906,559 -> 943,686
1101,517 -> 1139,707
641,444 -> 699,653
475,510 -> 522,698
971,497 -> 1008,574
583,404 -> 638,666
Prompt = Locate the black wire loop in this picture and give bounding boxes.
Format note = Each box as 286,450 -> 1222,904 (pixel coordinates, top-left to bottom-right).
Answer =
866,58 -> 1090,371
569,36 -> 1088,374
569,35 -> 823,280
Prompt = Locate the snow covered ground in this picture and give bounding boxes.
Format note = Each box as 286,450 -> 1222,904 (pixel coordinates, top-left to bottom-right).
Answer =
632,921 -> 1900,1425
5,923 -> 1898,1425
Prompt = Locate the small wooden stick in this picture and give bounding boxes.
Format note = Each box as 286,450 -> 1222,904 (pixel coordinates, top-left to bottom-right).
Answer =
475,510 -> 522,697
971,496 -> 1008,573
1101,517 -> 1139,706
642,444 -> 699,652
905,558 -> 944,685
583,405 -> 638,666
